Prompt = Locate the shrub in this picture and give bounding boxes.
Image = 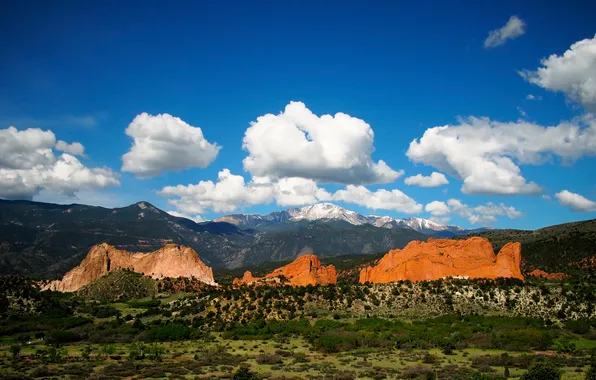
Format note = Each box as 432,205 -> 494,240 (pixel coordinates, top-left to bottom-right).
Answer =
147,323 -> 192,341
255,354 -> 283,364
47,330 -> 81,345
566,319 -> 591,335
232,366 -> 259,380
520,361 -> 562,380
9,345 -> 20,360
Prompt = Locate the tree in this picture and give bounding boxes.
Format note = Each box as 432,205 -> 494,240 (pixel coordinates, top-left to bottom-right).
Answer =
128,342 -> 145,361
9,345 -> 20,360
46,346 -> 67,363
232,366 -> 259,380
146,344 -> 165,362
520,361 -> 562,380
81,345 -> 92,361
504,365 -> 510,378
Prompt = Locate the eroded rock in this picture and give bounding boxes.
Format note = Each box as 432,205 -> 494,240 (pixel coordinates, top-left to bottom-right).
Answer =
233,254 -> 337,286
528,269 -> 568,281
359,237 -> 523,283
44,243 -> 216,292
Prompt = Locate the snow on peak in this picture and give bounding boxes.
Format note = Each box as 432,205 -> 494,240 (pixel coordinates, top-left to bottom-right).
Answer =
286,203 -> 368,225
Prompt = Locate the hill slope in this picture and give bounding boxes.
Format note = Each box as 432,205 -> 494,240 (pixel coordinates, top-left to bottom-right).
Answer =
458,218 -> 596,272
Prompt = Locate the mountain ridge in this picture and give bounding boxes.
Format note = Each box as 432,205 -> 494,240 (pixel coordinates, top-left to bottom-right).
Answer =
215,202 -> 486,236
0,199 -> 427,278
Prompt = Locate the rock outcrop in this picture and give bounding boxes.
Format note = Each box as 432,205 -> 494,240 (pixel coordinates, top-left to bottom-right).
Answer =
44,243 -> 217,292
233,254 -> 337,287
528,269 -> 568,281
359,237 -> 523,284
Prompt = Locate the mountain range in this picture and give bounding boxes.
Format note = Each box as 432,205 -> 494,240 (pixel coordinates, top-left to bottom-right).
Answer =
1,199 -> 594,279
215,203 -> 489,236
0,199 -> 426,278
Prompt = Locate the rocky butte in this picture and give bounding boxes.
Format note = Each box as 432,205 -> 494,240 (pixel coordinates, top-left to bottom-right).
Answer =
44,243 -> 217,292
233,254 -> 337,287
359,237 -> 523,283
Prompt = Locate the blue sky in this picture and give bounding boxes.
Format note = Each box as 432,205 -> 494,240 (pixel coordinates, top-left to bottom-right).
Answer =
1,0 -> 595,229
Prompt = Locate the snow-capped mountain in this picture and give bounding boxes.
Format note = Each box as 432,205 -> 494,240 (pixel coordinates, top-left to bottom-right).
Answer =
286,203 -> 370,225
215,203 -> 482,235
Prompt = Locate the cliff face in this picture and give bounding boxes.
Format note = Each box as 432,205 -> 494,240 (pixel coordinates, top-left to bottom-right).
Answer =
359,237 -> 523,284
44,243 -> 216,292
233,254 -> 337,287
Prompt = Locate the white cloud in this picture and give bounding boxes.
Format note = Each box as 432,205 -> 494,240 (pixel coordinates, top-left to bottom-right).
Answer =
447,198 -> 522,224
405,172 -> 449,187
429,216 -> 451,225
555,190 -> 596,212
122,113 -> 220,178
425,201 -> 450,216
484,15 -> 526,49
332,185 -> 422,214
526,94 -> 541,101
167,210 -> 205,223
542,194 -> 552,200
0,126 -> 119,199
521,34 -> 596,112
160,170 -> 422,217
56,140 -> 85,156
159,169 -> 273,214
158,169 -> 333,214
0,126 -> 56,169
406,115 -> 596,195
242,101 -> 403,184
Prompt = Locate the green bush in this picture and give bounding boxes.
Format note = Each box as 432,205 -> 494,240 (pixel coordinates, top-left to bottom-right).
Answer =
147,323 -> 192,341
520,361 -> 561,380
47,330 -> 81,345
232,366 -> 259,380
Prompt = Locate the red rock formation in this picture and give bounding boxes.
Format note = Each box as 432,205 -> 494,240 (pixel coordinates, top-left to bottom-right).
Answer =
359,237 -> 523,284
233,254 -> 337,287
44,243 -> 217,292
528,269 -> 568,281
232,271 -> 259,286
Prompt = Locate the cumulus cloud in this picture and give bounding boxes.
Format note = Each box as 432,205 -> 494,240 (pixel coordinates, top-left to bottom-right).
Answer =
555,190 -> 596,212
405,172 -> 449,187
332,185 -> 422,214
159,169 -> 273,214
242,101 -> 403,184
167,210 -> 205,223
425,201 -> 450,216
158,169 -> 334,215
0,126 -> 56,169
521,34 -> 596,112
160,169 -> 421,217
406,115 -> 596,195
447,199 -> 522,224
484,15 -> 526,49
0,126 -> 119,199
56,140 -> 85,156
122,113 -> 220,178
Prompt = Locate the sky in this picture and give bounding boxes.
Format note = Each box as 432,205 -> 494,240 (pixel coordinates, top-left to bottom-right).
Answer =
1,0 -> 595,229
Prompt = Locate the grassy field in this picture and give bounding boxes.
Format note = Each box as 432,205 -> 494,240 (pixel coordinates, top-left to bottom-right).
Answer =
1,274 -> 595,379
1,326 -> 594,379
